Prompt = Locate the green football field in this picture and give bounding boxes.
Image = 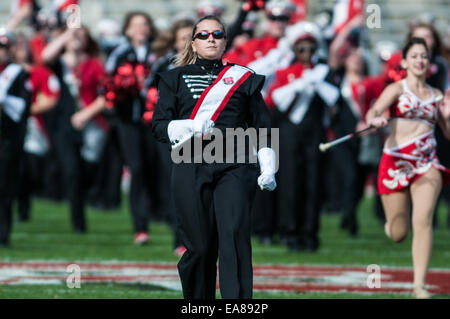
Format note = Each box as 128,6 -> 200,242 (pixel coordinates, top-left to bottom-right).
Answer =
1,195 -> 450,299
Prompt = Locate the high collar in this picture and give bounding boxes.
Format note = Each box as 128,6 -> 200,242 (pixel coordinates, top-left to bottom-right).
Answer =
195,57 -> 223,69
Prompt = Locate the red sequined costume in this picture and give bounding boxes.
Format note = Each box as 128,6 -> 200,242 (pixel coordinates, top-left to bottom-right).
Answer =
377,79 -> 450,195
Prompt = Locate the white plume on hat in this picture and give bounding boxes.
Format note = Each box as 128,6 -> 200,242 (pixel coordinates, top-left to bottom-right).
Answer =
95,19 -> 121,37
196,0 -> 225,17
0,27 -> 15,46
286,21 -> 322,46
375,40 -> 398,62
265,0 -> 296,17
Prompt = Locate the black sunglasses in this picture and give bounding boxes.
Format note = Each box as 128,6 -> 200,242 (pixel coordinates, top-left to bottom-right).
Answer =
193,30 -> 226,40
295,45 -> 317,53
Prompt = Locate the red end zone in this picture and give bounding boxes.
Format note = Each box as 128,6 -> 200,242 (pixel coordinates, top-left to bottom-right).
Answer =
1,262 -> 450,295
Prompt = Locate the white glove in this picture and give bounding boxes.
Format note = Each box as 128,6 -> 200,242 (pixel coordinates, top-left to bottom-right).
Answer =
257,147 -> 277,191
192,119 -> 215,138
277,37 -> 291,55
167,119 -> 215,147
248,44 -> 294,77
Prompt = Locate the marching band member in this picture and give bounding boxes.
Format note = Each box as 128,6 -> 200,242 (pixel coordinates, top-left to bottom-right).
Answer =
266,21 -> 339,252
366,37 -> 450,298
103,11 -> 159,244
327,14 -> 383,237
13,32 -> 60,222
225,1 -> 294,245
143,18 -> 195,256
41,25 -> 105,234
7,0 -> 40,31
0,30 -> 32,247
152,15 -> 276,299
195,0 -> 225,18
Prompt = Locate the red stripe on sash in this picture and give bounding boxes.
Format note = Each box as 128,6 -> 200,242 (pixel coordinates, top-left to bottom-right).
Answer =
189,65 -> 232,120
210,71 -> 251,122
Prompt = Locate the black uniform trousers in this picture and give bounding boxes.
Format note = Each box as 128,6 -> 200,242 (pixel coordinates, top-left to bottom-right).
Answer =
116,120 -> 156,233
86,126 -> 123,210
251,109 -> 279,242
146,128 -> 169,222
154,140 -> 184,248
330,140 -> 383,233
330,103 -> 384,229
17,152 -> 45,221
172,162 -> 259,299
51,129 -> 85,232
0,140 -> 22,245
251,188 -> 278,239
277,111 -> 324,249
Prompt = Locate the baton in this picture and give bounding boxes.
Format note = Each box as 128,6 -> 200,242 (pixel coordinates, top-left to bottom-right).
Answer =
319,95 -> 444,152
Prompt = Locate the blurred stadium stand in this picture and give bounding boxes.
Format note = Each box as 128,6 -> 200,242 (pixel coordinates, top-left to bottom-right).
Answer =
0,0 -> 448,50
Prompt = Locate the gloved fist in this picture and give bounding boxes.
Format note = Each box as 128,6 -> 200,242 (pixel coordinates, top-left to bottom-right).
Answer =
192,119 -> 215,138
257,147 -> 277,191
257,174 -> 277,191
168,119 -> 215,147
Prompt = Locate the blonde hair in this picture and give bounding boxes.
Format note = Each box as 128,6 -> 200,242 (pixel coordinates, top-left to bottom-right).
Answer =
175,15 -> 226,67
175,37 -> 198,67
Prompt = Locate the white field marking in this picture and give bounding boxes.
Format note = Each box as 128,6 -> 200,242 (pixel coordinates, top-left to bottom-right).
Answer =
0,261 -> 449,295
3,260 -> 450,271
252,248 -> 415,256
2,260 -> 450,271
0,262 -> 182,290
255,290 -> 411,296
252,263 -> 450,272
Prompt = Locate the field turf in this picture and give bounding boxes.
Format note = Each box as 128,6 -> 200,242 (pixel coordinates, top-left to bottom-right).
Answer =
1,195 -> 449,299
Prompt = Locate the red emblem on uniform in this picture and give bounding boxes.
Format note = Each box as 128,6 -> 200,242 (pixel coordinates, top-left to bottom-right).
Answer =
223,77 -> 234,85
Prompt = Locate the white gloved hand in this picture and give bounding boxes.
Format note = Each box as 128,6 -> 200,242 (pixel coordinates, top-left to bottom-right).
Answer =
167,119 -> 215,147
257,147 -> 277,191
276,37 -> 291,54
192,119 -> 215,138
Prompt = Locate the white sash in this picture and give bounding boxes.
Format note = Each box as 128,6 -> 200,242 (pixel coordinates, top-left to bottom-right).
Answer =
189,65 -> 252,122
0,64 -> 26,122
24,116 -> 50,156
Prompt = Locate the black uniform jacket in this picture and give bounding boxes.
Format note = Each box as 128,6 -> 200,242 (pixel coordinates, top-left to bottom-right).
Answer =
0,63 -> 31,149
152,58 -> 272,161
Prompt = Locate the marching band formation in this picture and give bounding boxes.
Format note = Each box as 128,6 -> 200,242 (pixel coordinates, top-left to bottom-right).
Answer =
1,0 -> 450,299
